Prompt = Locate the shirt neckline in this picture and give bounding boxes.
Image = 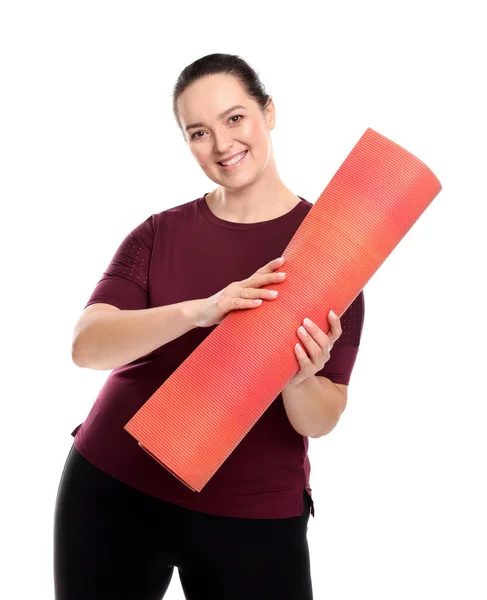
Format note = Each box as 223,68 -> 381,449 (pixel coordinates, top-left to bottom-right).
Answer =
198,192 -> 309,230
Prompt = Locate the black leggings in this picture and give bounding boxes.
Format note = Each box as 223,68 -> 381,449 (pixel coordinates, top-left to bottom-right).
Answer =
53,444 -> 314,599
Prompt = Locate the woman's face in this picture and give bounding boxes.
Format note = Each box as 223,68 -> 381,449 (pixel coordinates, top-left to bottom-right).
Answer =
177,74 -> 275,190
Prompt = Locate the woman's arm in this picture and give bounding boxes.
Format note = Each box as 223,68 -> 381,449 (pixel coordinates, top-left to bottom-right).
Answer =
71,300 -> 202,371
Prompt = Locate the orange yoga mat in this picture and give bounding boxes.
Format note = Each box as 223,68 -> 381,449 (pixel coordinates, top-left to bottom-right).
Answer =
125,127 -> 442,492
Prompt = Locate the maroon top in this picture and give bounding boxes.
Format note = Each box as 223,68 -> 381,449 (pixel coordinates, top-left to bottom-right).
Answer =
71,193 -> 365,519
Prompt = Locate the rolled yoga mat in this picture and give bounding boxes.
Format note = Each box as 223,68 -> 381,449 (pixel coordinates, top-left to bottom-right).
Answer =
125,127 -> 442,492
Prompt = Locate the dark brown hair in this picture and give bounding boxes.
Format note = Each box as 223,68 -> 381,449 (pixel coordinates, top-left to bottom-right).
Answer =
172,53 -> 271,135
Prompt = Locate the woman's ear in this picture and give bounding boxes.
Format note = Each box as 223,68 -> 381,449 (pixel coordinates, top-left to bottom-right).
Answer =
264,96 -> 276,130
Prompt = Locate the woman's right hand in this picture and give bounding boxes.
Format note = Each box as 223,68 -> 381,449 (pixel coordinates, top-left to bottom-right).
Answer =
194,257 -> 287,328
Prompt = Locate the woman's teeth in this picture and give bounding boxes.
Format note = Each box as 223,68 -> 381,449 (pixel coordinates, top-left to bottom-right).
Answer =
220,151 -> 247,166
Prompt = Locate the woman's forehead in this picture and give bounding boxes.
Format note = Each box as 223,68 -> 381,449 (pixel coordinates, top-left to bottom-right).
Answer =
178,75 -> 250,121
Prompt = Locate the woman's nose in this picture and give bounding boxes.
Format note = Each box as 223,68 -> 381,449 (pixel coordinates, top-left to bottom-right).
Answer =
212,131 -> 234,156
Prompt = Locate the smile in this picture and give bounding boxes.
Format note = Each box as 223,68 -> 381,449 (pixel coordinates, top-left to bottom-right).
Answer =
218,150 -> 248,170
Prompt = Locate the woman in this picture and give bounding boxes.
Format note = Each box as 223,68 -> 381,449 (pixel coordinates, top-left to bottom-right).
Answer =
54,53 -> 365,599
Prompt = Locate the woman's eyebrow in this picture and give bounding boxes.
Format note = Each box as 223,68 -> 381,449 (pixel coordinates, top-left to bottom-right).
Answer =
185,105 -> 247,131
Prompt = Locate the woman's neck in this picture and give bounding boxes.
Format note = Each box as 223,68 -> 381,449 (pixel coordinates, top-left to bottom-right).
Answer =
206,182 -> 301,224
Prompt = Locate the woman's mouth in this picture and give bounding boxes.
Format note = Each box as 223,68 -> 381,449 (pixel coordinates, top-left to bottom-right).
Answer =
218,150 -> 248,170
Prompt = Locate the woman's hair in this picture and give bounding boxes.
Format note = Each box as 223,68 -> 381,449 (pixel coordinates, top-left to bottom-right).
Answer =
172,53 -> 271,134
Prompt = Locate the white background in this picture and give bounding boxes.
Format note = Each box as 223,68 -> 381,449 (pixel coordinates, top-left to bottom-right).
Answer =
1,1 -> 486,598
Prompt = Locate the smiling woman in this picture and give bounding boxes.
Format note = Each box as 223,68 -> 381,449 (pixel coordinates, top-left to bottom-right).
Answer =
173,54 -> 304,224
55,53 -> 364,600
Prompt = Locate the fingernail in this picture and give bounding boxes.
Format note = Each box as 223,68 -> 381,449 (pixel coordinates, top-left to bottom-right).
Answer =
330,310 -> 337,319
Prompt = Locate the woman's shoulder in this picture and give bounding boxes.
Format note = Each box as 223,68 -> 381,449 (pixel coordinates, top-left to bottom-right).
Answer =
152,195 -> 202,220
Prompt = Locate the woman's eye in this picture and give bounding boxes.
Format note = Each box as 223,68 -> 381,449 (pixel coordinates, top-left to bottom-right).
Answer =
190,116 -> 242,140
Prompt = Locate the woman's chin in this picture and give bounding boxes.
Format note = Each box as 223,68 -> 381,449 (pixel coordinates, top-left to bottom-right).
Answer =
212,170 -> 255,188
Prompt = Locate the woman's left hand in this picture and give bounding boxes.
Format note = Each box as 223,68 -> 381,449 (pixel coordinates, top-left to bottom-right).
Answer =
285,310 -> 342,388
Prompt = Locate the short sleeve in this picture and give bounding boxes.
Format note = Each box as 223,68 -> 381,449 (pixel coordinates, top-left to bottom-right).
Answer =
84,215 -> 155,311
314,290 -> 365,385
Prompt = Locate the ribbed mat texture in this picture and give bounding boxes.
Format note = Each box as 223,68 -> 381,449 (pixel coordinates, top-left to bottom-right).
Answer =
124,127 -> 442,491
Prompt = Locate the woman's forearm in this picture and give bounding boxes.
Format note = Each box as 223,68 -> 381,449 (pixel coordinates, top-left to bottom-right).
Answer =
281,375 -> 345,438
72,300 -> 202,371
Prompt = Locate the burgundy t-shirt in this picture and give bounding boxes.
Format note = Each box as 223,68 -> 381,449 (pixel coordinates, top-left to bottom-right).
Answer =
71,193 -> 365,519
